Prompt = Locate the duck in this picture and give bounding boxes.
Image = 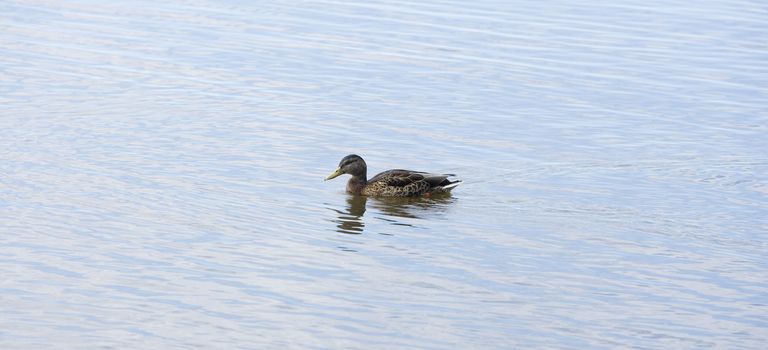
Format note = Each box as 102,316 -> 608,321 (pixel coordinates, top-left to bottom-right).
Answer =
325,154 -> 461,197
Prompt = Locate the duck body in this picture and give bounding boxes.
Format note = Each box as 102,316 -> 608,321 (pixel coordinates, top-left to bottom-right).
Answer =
325,154 -> 461,197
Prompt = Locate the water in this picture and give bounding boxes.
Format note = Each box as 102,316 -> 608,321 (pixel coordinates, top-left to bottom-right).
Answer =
1,0 -> 767,348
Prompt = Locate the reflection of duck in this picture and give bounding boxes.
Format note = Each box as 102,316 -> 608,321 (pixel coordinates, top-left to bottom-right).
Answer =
330,194 -> 456,234
370,195 -> 455,220
332,195 -> 367,234
325,154 -> 461,196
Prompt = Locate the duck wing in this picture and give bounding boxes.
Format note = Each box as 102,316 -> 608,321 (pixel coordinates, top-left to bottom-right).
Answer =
368,169 -> 460,196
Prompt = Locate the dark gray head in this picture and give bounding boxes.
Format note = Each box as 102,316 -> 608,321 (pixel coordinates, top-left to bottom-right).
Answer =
325,154 -> 367,180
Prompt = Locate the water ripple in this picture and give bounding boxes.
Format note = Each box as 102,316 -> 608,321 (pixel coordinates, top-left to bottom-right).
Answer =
2,0 -> 767,349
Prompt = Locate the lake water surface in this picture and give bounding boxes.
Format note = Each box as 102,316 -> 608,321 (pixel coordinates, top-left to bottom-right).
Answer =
1,0 -> 767,349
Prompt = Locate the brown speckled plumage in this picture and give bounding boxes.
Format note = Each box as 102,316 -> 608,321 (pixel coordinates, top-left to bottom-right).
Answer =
325,155 -> 461,197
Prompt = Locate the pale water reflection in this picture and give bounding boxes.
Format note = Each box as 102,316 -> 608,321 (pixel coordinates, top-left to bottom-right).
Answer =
2,0 -> 767,349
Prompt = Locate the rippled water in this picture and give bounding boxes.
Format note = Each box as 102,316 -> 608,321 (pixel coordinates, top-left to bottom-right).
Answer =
2,0 -> 767,349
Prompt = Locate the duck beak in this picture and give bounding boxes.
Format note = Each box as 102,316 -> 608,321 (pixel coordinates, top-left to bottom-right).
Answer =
325,167 -> 343,181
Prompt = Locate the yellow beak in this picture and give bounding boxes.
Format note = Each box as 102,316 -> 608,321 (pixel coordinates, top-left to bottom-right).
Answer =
325,167 -> 343,181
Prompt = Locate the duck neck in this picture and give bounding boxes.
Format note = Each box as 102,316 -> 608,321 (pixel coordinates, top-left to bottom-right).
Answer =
346,173 -> 367,195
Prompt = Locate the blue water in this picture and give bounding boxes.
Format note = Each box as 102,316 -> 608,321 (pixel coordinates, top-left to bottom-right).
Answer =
1,0 -> 767,349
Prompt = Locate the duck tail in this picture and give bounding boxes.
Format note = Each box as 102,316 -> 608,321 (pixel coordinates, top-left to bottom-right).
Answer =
440,180 -> 462,192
